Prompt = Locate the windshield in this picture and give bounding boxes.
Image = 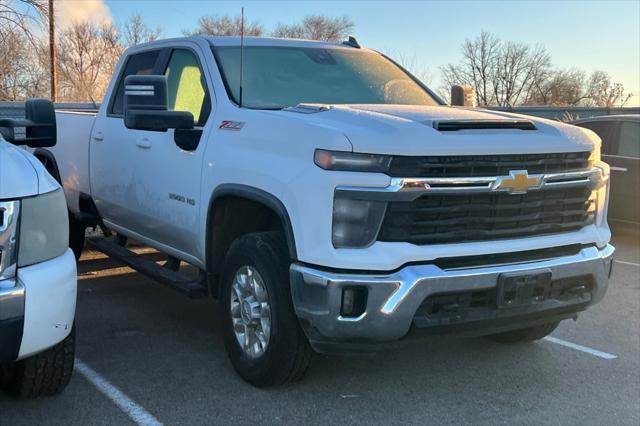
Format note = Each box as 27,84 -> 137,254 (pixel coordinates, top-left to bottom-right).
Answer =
212,46 -> 440,109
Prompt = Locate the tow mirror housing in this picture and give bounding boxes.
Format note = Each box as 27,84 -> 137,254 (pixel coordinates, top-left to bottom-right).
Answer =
0,98 -> 57,147
124,75 -> 194,132
450,85 -> 476,107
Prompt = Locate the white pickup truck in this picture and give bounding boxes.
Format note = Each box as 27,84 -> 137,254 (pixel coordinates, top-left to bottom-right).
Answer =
43,36 -> 614,387
0,100 -> 76,398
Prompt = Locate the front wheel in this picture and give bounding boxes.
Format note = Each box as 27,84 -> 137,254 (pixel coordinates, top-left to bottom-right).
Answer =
0,326 -> 75,399
483,321 -> 560,344
219,232 -> 312,387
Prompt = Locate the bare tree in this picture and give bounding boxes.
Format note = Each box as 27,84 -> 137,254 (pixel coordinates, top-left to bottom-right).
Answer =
56,21 -> 122,103
0,0 -> 46,34
184,14 -> 263,36
585,70 -> 632,107
528,68 -> 587,105
272,14 -> 354,41
122,13 -> 161,47
441,31 -> 502,106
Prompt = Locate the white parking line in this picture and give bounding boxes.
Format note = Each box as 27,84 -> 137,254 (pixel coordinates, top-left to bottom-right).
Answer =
543,337 -> 617,360
615,260 -> 640,267
74,358 -> 163,426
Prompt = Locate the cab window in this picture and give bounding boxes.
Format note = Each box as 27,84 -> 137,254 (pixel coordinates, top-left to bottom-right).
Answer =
110,50 -> 161,116
164,49 -> 210,125
617,121 -> 640,158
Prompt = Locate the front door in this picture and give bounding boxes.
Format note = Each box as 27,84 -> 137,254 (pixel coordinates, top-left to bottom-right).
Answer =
605,120 -> 640,224
130,46 -> 213,259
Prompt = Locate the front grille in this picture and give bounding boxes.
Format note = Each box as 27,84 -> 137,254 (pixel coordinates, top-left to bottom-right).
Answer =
378,186 -> 595,245
387,152 -> 591,178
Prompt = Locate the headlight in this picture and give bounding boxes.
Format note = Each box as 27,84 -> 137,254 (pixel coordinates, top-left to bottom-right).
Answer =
332,196 -> 387,248
315,150 -> 392,173
18,188 -> 68,267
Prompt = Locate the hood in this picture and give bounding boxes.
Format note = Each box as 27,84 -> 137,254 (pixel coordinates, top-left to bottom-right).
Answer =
0,138 -> 59,200
282,105 -> 599,156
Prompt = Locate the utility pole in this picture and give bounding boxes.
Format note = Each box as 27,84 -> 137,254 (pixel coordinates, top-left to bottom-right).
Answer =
48,0 -> 58,102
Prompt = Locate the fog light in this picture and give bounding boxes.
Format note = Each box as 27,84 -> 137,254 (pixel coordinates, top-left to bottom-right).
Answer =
340,286 -> 368,318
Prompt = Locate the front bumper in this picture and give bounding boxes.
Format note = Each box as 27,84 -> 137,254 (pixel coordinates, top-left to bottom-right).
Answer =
0,248 -> 76,363
290,244 -> 614,353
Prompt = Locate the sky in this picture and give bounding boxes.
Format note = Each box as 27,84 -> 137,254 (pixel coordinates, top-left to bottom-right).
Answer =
58,0 -> 640,105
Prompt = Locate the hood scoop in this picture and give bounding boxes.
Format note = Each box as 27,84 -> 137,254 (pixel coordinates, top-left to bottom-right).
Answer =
433,119 -> 537,132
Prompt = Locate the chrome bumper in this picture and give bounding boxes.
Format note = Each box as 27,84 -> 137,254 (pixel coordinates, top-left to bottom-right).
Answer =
0,279 -> 26,362
290,244 -> 614,352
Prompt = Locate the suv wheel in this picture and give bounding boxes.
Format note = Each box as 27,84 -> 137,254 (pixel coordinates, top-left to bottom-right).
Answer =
484,321 -> 560,344
220,232 -> 312,387
0,326 -> 75,399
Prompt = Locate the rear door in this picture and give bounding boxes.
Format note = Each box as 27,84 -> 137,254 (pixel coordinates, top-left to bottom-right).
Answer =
90,49 -> 164,231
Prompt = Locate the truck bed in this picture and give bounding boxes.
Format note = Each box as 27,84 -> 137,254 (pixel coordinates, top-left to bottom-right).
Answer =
51,110 -> 97,212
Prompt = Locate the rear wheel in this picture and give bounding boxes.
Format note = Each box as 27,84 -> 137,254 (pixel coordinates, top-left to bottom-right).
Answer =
219,232 -> 312,387
484,321 -> 560,344
0,326 -> 75,399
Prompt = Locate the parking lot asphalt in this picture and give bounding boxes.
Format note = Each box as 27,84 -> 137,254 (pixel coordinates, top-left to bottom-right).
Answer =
1,226 -> 639,426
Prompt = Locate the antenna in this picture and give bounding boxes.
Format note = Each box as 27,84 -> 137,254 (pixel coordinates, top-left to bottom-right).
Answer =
239,7 -> 245,108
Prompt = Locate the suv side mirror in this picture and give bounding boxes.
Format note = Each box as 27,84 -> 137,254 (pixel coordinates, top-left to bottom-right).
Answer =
124,75 -> 194,132
0,98 -> 57,147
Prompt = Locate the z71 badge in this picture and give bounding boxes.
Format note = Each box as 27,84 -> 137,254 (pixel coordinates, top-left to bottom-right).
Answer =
219,120 -> 245,131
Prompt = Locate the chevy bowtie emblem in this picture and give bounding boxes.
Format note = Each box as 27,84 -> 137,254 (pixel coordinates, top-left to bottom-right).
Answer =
494,170 -> 541,194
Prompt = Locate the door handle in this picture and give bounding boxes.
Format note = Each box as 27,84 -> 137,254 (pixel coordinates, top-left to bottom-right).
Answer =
610,166 -> 628,173
92,132 -> 104,142
136,138 -> 152,149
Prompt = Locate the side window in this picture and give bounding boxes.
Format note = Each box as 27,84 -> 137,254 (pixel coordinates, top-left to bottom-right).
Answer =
578,121 -> 618,155
110,50 -> 161,116
617,121 -> 640,158
164,49 -> 210,125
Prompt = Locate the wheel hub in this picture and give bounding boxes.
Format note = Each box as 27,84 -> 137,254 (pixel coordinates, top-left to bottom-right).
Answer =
230,266 -> 271,358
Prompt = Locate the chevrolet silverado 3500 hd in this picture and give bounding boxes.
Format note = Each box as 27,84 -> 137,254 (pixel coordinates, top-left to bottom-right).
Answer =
42,36 -> 614,387
0,100 -> 77,398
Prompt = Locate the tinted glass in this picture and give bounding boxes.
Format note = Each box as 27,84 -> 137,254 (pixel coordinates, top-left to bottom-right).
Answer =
617,121 -> 640,158
165,50 -> 208,124
578,121 -> 618,155
213,46 -> 438,109
110,50 -> 161,115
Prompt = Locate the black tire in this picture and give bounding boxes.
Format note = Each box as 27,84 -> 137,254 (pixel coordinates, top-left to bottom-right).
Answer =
69,215 -> 86,260
0,326 -> 75,399
484,321 -> 560,344
219,232 -> 312,387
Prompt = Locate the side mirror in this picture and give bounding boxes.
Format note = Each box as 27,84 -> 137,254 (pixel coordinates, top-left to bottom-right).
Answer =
0,98 -> 57,147
450,85 -> 476,107
124,75 -> 194,132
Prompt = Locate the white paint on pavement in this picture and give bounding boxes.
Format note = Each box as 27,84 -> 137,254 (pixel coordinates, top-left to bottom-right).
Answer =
615,260 -> 640,267
543,336 -> 617,360
75,358 -> 163,426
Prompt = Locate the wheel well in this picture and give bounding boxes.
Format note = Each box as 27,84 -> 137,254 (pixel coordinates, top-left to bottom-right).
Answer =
206,189 -> 297,298
33,148 -> 61,184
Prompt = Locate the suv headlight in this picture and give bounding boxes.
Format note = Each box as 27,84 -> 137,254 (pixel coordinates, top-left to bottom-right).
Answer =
592,160 -> 610,229
18,188 -> 68,267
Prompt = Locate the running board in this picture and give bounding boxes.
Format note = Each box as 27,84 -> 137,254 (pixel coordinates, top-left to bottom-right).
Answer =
87,237 -> 207,298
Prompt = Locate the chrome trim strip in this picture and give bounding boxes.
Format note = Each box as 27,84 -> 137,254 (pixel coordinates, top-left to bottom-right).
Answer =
336,168 -> 603,197
0,201 -> 20,281
0,279 -> 25,321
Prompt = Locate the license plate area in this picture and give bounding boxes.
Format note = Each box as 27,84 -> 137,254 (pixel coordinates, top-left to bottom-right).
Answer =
497,269 -> 552,308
